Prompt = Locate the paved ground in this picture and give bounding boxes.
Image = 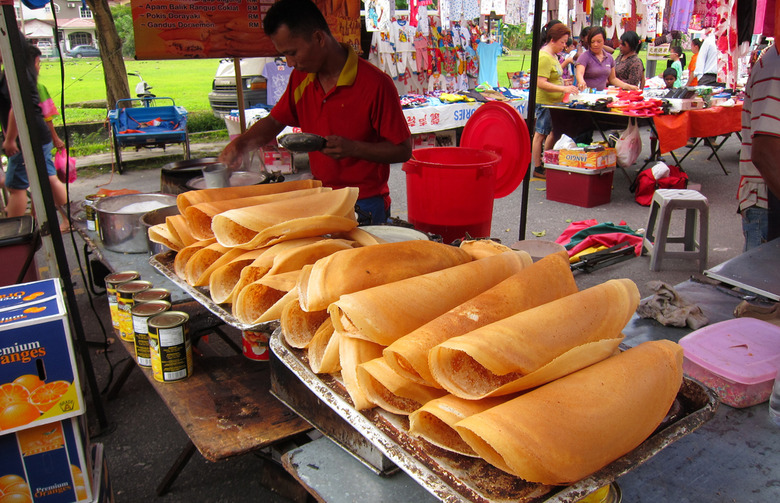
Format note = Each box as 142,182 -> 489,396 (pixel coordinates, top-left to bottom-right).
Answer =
47,127 -> 746,502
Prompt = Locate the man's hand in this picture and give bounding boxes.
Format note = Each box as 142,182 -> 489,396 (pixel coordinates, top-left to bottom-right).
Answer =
3,138 -> 18,157
219,136 -> 245,170
322,135 -> 356,160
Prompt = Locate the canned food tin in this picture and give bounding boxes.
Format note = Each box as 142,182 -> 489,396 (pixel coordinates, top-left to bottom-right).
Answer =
116,280 -> 152,342
85,194 -> 105,232
133,288 -> 171,304
105,271 -> 140,333
242,330 -> 270,361
148,311 -> 192,382
131,300 -> 171,367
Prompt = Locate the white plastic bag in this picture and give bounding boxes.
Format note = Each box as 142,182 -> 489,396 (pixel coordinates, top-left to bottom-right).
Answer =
615,118 -> 642,168
553,134 -> 577,150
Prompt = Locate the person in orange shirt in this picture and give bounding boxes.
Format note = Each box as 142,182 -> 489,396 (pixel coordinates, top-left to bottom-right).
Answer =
688,39 -> 701,86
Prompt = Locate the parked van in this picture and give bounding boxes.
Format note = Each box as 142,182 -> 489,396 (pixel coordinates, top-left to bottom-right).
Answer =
208,58 -> 273,118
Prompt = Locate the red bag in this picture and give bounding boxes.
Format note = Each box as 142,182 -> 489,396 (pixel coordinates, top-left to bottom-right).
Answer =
55,149 -> 77,184
633,165 -> 688,206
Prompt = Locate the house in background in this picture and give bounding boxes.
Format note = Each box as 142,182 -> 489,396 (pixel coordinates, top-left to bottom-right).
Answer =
14,1 -> 96,57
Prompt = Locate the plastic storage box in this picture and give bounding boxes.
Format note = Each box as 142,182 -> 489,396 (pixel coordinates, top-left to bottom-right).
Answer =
679,318 -> 780,408
0,215 -> 39,287
545,164 -> 615,208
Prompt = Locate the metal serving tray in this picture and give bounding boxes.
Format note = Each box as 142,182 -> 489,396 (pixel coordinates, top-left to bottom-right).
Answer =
150,250 -> 274,332
270,331 -> 718,503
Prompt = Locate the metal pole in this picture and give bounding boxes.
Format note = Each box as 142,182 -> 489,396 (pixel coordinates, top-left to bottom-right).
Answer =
519,0 -> 544,240
0,5 -> 108,432
235,59 -> 246,132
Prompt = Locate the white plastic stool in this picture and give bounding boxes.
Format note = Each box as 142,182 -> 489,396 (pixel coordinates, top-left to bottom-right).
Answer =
643,189 -> 709,272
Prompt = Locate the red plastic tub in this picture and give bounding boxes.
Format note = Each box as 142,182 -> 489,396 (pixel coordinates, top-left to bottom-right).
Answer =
403,147 -> 499,243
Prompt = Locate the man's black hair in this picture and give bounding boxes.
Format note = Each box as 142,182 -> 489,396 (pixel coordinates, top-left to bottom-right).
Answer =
263,0 -> 331,38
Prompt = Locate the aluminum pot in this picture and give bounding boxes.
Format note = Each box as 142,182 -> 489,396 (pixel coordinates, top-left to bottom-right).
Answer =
95,193 -> 177,253
160,157 -> 221,195
141,205 -> 180,255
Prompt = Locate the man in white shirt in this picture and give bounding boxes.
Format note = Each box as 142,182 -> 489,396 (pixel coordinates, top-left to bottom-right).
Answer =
694,31 -> 718,86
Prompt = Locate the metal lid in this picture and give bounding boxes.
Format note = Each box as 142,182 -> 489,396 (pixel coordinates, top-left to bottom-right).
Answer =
148,311 -> 189,329
116,280 -> 153,295
131,300 -> 171,317
134,288 -> 171,303
105,271 -> 140,286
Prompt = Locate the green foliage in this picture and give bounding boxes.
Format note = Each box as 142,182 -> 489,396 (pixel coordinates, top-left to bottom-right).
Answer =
187,111 -> 227,133
503,24 -> 533,51
111,4 -> 135,58
66,131 -> 111,157
592,0 -> 605,26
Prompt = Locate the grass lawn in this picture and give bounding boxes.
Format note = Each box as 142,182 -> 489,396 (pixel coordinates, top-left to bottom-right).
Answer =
38,58 -> 219,125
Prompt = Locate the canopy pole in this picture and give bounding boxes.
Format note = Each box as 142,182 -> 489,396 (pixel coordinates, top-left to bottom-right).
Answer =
519,0 -> 544,241
235,59 -> 247,133
0,6 -> 108,432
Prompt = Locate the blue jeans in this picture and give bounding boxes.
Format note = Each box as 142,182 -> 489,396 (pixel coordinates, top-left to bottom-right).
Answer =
534,105 -> 552,135
355,196 -> 389,225
6,141 -> 56,190
741,206 -> 768,251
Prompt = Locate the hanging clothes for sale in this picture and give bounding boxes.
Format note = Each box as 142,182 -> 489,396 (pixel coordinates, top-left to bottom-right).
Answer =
526,0 -> 548,35
715,0 -> 741,88
737,0 -> 756,44
504,0 -> 527,25
480,0 -> 507,16
364,0 -> 394,32
669,0 -> 695,33
477,39 -> 502,87
261,59 -> 294,107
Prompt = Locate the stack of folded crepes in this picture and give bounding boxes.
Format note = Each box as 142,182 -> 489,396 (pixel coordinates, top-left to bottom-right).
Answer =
176,179 -> 322,213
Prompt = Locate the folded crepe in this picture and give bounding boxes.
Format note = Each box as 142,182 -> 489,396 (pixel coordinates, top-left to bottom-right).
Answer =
334,227 -> 388,246
209,248 -> 267,304
454,340 -> 684,484
211,187 -> 359,248
307,318 -> 341,374
459,239 -> 516,259
227,238 -> 327,305
298,240 -> 473,313
280,300 -> 330,349
339,336 -> 384,410
184,243 -> 238,286
356,358 -> 447,415
166,214 -> 197,247
329,251 -> 533,346
176,179 -> 322,213
408,394 -> 508,457
384,253 -> 578,387
173,239 -> 216,279
149,223 -> 182,251
233,283 -> 297,325
428,279 -> 640,399
184,187 -> 328,240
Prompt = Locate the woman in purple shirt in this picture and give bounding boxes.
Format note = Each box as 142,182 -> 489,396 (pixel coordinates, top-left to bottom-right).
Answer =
575,27 -> 638,91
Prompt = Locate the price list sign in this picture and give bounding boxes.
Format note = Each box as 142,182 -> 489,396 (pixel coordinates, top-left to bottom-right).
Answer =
131,0 -> 361,60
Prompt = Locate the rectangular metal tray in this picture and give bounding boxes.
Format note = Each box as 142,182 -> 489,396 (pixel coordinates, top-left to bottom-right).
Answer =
270,331 -> 718,503
150,250 -> 274,332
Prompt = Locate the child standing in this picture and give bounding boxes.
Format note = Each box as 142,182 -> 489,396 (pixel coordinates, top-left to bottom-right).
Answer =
669,46 -> 686,88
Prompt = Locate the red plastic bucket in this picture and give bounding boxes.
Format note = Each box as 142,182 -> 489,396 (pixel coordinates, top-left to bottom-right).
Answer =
403,147 -> 500,243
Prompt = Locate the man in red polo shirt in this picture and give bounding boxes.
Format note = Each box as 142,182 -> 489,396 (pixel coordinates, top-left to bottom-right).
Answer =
220,0 -> 412,224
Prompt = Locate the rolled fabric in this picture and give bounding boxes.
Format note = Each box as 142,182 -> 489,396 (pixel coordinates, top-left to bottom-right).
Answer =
173,238 -> 216,278
176,179 -> 322,213
307,318 -> 341,373
298,240 -> 473,313
454,340 -> 684,484
356,358 -> 447,415
329,251 -> 533,346
408,394 -> 508,457
339,336 -> 384,410
211,187 -> 359,248
281,299 -> 329,349
209,248 -> 267,304
165,214 -> 197,247
184,187 -> 328,240
149,223 -> 182,251
384,253 -> 578,387
429,279 -> 640,399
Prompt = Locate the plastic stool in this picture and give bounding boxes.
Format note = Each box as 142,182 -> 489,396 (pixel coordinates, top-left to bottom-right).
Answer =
643,189 -> 709,271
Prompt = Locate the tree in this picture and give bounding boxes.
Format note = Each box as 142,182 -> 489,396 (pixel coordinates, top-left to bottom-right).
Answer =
111,3 -> 135,57
85,0 -> 129,108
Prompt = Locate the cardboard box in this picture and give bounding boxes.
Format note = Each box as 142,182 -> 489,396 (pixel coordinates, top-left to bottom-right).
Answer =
0,279 -> 85,435
0,417 -> 92,502
412,133 -> 437,150
559,148 -> 616,169
545,164 -> 615,207
261,146 -> 294,174
543,150 -> 559,165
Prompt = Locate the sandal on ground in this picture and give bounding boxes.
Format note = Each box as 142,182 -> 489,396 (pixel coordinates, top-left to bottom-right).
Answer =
532,166 -> 546,179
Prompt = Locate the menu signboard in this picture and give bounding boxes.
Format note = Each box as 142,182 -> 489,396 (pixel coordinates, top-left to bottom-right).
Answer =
131,0 -> 361,60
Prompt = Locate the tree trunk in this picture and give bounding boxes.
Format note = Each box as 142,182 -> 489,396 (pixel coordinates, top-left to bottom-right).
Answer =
86,0 -> 129,108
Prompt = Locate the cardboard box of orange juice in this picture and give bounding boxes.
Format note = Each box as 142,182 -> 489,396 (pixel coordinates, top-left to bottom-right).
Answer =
1,279 -> 85,436
0,416 -> 92,502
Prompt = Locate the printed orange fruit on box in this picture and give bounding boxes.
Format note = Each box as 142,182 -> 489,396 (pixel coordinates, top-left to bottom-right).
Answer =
0,280 -> 85,436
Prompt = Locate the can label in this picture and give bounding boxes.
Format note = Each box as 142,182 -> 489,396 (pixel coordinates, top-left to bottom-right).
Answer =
118,297 -> 136,342
242,330 -> 269,361
149,324 -> 192,382
105,272 -> 140,333
132,301 -> 170,368
107,287 -> 120,331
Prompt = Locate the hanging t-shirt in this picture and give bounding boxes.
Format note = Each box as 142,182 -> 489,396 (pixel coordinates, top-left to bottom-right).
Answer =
477,41 -> 502,87
262,60 -> 294,106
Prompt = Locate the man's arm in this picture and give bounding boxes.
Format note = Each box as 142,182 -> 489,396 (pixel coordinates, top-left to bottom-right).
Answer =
219,114 -> 286,170
752,134 -> 780,198
2,109 -> 19,156
322,136 -> 412,164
